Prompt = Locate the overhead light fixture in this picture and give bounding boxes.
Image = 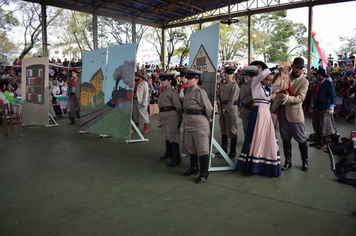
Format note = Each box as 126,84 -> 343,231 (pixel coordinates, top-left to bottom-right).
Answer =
220,0 -> 239,26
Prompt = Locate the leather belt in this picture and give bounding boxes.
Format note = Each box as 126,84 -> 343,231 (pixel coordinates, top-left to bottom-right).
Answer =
133,97 -> 138,100
222,100 -> 238,105
279,105 -> 286,109
159,106 -> 176,112
184,109 -> 206,115
243,104 -> 252,110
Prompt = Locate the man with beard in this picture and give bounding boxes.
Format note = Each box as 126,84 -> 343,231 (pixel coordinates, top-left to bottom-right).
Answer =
270,58 -> 309,171
132,71 -> 150,134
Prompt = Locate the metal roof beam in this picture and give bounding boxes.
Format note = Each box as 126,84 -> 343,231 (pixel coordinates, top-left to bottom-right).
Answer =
165,0 -> 354,28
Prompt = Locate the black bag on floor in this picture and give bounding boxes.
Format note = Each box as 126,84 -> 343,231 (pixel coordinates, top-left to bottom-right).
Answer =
334,138 -> 356,187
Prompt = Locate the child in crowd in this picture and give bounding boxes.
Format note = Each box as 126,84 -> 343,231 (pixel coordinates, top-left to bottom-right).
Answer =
347,100 -> 355,121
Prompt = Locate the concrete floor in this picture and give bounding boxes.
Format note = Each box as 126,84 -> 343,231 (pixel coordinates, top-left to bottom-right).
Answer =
1,113 -> 355,236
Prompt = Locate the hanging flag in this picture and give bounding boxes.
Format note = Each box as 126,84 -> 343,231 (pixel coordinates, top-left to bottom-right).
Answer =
312,32 -> 328,69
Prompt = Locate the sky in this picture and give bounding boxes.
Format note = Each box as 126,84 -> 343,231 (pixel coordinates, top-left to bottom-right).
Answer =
286,1 -> 356,58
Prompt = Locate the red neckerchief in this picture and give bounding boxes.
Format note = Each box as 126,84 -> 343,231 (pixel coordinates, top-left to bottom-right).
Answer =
178,82 -> 187,92
134,79 -> 143,94
314,78 -> 325,99
286,82 -> 297,97
160,86 -> 164,93
71,76 -> 77,88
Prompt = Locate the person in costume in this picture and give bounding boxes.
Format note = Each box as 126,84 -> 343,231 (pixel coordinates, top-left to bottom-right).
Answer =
239,65 -> 258,135
158,73 -> 182,167
216,66 -> 240,158
182,70 -> 213,183
67,69 -> 81,125
309,68 -> 336,150
235,67 -> 281,177
270,58 -> 309,171
132,71 -> 150,134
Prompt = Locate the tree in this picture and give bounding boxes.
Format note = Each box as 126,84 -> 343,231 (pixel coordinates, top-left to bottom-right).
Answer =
0,0 -> 20,64
218,18 -> 247,61
339,28 -> 356,54
17,2 -> 62,58
145,27 -> 187,67
252,10 -> 307,63
172,25 -> 200,66
97,17 -> 149,49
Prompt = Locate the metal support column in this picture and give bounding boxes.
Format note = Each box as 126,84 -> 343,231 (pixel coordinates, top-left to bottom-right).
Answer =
307,1 -> 313,76
41,0 -> 48,57
93,9 -> 98,50
247,11 -> 251,65
162,28 -> 166,72
132,18 -> 136,43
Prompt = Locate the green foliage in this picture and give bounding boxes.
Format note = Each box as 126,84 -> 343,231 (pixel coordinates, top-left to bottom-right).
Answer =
97,90 -> 104,101
252,10 -> 307,63
218,18 -> 247,61
0,31 -> 17,64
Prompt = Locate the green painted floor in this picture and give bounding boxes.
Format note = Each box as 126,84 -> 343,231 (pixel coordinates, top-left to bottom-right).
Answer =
1,113 -> 355,236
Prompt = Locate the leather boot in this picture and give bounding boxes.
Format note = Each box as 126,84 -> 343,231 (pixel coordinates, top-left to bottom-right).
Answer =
76,111 -> 80,118
281,140 -> 292,171
318,136 -> 330,150
132,123 -> 139,132
306,133 -> 316,142
216,135 -> 228,154
196,155 -> 209,184
160,140 -> 172,160
228,137 -> 237,158
143,123 -> 149,134
309,136 -> 322,147
183,154 -> 199,176
168,142 -> 181,167
299,141 -> 309,171
67,117 -> 75,125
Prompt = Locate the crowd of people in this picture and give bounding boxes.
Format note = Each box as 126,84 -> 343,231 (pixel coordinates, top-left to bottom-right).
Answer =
132,52 -> 355,183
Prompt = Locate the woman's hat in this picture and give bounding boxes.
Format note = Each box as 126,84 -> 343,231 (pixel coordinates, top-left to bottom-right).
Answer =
135,71 -> 144,78
180,71 -> 186,77
70,69 -> 79,74
159,73 -> 177,86
186,70 -> 203,85
250,61 -> 268,70
292,58 -> 305,67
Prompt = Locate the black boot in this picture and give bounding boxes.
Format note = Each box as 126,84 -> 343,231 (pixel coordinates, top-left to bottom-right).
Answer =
299,141 -> 309,171
196,155 -> 209,183
160,140 -> 172,160
216,135 -> 228,154
228,137 -> 237,158
281,140 -> 292,171
168,142 -> 181,167
67,117 -> 75,125
76,111 -> 80,118
183,154 -> 199,176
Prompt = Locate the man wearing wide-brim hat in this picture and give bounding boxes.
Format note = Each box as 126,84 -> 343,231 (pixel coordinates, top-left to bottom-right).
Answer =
216,66 -> 240,158
132,71 -> 150,133
271,57 -> 309,171
309,68 -> 336,150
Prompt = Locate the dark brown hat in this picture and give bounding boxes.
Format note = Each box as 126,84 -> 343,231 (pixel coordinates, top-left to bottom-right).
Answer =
180,71 -> 186,77
135,71 -> 144,78
292,57 -> 305,67
250,60 -> 268,70
316,68 -> 327,77
70,69 -> 79,74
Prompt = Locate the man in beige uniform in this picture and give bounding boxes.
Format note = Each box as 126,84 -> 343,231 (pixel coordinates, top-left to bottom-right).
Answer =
239,66 -> 258,134
158,73 -> 182,167
216,66 -> 240,158
183,70 -> 213,183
